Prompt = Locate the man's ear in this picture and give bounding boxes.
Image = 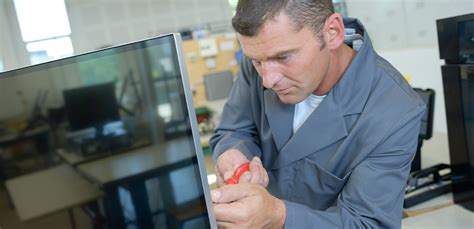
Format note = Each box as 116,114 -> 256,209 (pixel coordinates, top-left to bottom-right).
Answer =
323,13 -> 345,50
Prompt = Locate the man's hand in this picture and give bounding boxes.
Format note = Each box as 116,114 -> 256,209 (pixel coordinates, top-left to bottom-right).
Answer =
212,183 -> 286,228
215,149 -> 269,187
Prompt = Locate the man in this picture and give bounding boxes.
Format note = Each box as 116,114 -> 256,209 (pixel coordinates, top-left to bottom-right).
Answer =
209,0 -> 425,228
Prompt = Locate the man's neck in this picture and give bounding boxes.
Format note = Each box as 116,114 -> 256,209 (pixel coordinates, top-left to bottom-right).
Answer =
313,44 -> 356,96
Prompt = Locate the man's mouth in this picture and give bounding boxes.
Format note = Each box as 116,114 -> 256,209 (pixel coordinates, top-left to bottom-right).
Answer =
276,87 -> 291,95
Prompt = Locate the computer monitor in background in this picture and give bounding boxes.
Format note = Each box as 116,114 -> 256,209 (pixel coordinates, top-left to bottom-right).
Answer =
63,82 -> 120,132
204,70 -> 234,101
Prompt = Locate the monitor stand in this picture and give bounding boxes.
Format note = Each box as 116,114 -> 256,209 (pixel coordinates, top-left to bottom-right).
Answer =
66,126 -> 107,157
66,122 -> 133,157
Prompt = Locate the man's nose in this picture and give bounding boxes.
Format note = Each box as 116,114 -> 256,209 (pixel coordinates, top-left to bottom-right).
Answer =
261,62 -> 281,89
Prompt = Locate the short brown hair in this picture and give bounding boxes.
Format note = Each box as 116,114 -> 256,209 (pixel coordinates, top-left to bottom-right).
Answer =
232,0 -> 334,38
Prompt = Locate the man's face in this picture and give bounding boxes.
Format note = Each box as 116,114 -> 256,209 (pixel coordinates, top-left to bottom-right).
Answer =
239,14 -> 330,104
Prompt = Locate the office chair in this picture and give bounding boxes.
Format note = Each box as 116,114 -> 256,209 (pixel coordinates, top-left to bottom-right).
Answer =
411,88 -> 435,172
404,88 -> 452,208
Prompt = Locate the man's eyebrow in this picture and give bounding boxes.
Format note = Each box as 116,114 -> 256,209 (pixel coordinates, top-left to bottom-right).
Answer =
268,49 -> 298,59
245,48 -> 298,62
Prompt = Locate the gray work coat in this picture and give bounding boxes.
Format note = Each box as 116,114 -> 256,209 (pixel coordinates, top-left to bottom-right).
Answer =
210,18 -> 425,228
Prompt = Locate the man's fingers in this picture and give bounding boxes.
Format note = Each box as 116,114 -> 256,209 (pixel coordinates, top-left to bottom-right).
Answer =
212,184 -> 254,223
247,157 -> 269,186
254,157 -> 269,187
213,201 -> 247,223
262,169 -> 269,187
223,170 -> 235,181
211,183 -> 253,203
239,171 -> 252,183
216,160 -> 234,179
249,159 -> 261,184
216,151 -> 251,182
216,169 -> 225,187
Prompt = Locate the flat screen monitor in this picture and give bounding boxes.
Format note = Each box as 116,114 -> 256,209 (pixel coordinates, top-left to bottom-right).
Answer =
459,19 -> 474,62
204,70 -> 234,101
0,34 -> 216,228
63,82 -> 120,131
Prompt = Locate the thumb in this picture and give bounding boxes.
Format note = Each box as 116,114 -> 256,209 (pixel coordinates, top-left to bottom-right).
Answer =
211,183 -> 253,203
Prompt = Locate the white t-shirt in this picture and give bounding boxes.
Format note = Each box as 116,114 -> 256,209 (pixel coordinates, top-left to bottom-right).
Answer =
293,94 -> 326,133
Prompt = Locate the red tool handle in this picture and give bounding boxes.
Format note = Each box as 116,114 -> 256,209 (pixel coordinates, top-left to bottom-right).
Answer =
225,162 -> 250,185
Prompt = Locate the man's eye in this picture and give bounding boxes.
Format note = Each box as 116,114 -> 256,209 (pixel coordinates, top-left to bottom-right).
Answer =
278,55 -> 289,62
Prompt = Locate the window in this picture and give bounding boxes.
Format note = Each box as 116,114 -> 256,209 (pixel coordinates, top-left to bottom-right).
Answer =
14,0 -> 73,64
228,0 -> 347,17
333,0 -> 348,17
0,59 -> 3,72
228,0 -> 238,15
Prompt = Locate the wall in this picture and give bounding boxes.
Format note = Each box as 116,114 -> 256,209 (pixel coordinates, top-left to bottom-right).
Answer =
65,0 -> 233,54
182,34 -> 241,104
346,0 -> 474,134
0,0 -> 233,71
379,47 -> 447,132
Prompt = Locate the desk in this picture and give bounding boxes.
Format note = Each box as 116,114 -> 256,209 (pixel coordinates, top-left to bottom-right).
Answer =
56,139 -> 151,166
204,99 -> 227,117
73,136 -> 204,228
5,164 -> 103,221
200,134 -> 212,149
0,125 -> 49,144
0,125 -> 51,182
197,98 -> 227,149
4,136 -> 201,228
77,137 -> 196,185
56,148 -> 84,165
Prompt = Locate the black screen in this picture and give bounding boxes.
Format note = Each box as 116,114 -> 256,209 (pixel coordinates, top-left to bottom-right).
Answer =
461,68 -> 474,173
459,20 -> 474,61
63,82 -> 120,131
441,65 -> 474,210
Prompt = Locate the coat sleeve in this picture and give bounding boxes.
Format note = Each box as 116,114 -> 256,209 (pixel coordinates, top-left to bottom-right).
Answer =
284,105 -> 425,228
209,58 -> 263,161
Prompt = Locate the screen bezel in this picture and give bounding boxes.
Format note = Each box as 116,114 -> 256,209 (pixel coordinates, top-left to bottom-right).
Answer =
172,33 -> 217,228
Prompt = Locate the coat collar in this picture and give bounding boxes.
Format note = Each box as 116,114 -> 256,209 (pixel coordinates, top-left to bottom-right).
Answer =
264,89 -> 294,151
266,89 -> 348,170
336,17 -> 377,116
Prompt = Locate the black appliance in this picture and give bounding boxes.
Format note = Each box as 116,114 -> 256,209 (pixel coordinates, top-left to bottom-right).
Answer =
437,13 -> 474,211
